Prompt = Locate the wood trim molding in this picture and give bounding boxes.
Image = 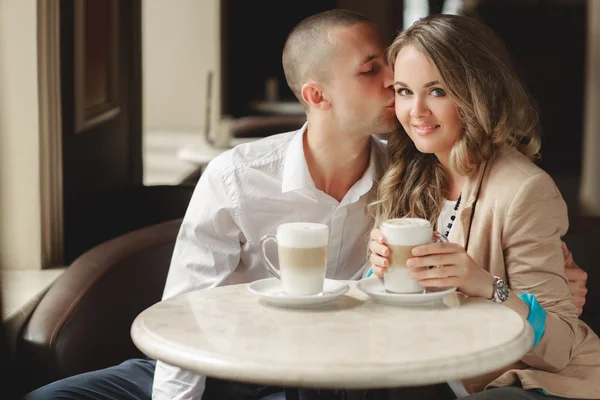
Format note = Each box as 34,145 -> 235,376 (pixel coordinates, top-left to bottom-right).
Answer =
38,0 -> 64,267
128,0 -> 144,185
73,0 -> 121,133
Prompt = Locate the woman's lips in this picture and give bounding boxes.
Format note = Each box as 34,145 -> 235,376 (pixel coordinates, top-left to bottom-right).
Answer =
412,124 -> 440,135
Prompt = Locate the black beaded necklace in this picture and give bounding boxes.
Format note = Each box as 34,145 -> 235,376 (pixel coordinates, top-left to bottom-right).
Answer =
443,193 -> 462,238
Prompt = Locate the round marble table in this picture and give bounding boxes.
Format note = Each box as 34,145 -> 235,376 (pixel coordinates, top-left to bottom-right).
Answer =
131,281 -> 533,391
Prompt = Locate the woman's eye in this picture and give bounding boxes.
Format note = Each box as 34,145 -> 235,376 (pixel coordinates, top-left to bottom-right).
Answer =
430,88 -> 446,97
397,88 -> 412,96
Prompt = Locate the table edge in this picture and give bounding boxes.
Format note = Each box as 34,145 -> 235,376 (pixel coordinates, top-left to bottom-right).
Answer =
130,298 -> 534,389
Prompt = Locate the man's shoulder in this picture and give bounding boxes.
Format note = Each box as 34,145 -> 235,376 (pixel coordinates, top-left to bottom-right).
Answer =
207,131 -> 296,176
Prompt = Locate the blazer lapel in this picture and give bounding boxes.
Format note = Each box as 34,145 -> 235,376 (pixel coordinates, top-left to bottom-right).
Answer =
449,161 -> 488,250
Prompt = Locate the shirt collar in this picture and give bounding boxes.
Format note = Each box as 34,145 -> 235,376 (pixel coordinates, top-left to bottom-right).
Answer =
281,123 -> 314,194
281,124 -> 382,205
339,137 -> 382,206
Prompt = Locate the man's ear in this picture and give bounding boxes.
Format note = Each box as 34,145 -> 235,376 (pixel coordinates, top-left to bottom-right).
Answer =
301,82 -> 331,111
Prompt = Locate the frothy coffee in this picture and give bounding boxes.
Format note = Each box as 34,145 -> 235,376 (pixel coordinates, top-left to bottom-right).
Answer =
381,218 -> 432,293
381,218 -> 432,246
277,222 -> 329,248
278,245 -> 327,295
278,246 -> 328,270
385,244 -> 422,293
387,244 -> 413,267
384,218 -> 431,227
276,222 -> 329,295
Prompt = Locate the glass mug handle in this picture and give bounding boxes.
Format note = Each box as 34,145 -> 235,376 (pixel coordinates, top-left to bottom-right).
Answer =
434,232 -> 450,244
430,232 -> 449,269
259,234 -> 280,278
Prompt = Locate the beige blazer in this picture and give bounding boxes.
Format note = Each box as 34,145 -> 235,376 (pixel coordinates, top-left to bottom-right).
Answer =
448,146 -> 600,398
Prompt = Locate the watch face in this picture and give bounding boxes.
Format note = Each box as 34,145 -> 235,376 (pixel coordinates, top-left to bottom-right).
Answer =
493,277 -> 509,303
497,279 -> 509,302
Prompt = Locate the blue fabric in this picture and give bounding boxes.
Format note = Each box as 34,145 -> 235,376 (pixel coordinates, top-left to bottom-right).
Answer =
518,293 -> 547,348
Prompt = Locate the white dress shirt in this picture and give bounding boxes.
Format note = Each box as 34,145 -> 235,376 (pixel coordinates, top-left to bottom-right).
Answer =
152,124 -> 385,399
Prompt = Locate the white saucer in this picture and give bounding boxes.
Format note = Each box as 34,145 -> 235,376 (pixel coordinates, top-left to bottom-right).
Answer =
357,277 -> 456,306
247,278 -> 349,308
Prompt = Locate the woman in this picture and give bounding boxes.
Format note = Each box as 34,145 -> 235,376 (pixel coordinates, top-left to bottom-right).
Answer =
368,14 -> 600,399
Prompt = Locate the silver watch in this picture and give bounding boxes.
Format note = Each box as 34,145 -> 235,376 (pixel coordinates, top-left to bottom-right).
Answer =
491,276 -> 510,304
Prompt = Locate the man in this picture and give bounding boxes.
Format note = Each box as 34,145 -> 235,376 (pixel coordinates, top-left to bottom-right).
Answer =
25,9 -> 587,400
153,9 -> 397,400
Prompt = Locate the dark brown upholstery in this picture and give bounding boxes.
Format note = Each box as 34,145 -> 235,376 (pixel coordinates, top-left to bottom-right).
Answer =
563,215 -> 600,335
18,218 -> 182,393
0,294 -> 18,399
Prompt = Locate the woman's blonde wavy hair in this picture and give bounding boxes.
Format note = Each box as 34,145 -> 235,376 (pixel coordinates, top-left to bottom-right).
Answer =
371,14 -> 541,229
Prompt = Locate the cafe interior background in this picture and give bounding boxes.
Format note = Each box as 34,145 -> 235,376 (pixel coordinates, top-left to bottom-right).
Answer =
0,0 -> 598,396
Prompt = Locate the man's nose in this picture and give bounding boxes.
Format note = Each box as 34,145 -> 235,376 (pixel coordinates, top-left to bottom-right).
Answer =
382,66 -> 394,90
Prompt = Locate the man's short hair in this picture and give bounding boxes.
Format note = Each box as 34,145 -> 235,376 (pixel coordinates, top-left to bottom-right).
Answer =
282,9 -> 371,107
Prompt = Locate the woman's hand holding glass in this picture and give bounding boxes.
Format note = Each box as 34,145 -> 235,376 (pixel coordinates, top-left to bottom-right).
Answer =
368,228 -> 495,299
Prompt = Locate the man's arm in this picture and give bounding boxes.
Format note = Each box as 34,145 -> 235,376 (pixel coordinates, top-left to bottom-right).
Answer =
153,162 -> 243,399
563,241 -> 588,317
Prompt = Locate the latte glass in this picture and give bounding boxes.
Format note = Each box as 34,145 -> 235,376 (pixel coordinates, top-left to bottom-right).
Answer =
380,218 -> 448,293
260,222 -> 329,295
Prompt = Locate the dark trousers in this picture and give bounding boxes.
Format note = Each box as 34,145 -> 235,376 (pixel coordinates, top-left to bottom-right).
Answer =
23,359 -> 156,400
23,358 -> 583,400
22,359 -> 309,400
